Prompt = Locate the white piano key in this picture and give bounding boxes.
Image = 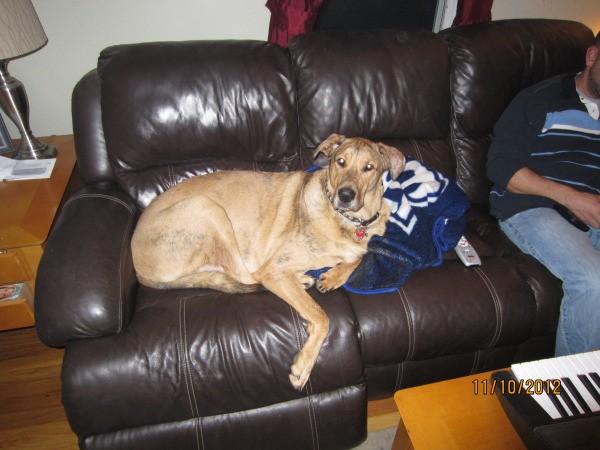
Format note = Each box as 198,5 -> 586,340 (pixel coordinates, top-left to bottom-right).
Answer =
533,360 -> 574,417
571,354 -> 600,412
577,351 -> 600,373
579,352 -> 600,392
512,361 -> 564,419
546,358 -> 583,415
552,357 -> 593,413
586,350 -> 600,374
561,355 -> 600,412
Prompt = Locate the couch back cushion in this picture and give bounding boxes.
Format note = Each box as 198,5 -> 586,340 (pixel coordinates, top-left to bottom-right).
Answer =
97,40 -> 300,208
441,19 -> 594,204
288,29 -> 454,176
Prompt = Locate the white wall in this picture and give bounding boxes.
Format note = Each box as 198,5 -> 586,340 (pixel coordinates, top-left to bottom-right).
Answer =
3,0 -> 271,139
492,0 -> 600,32
3,0 -> 599,139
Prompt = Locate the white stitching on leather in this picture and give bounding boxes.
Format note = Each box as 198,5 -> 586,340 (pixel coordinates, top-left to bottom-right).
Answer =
179,298 -> 195,415
64,193 -> 134,213
306,382 -> 319,450
288,305 -> 319,450
394,362 -> 404,392
304,365 -> 319,450
179,298 -> 204,449
117,212 -> 135,332
471,350 -> 481,374
397,287 -> 415,360
474,267 -> 503,347
409,138 -> 423,162
289,305 -> 303,358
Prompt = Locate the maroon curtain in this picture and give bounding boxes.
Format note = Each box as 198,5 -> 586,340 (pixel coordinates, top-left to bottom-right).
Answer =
266,0 -> 325,47
452,0 -> 493,26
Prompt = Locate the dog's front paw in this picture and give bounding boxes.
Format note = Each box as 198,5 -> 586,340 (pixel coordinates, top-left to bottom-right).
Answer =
316,272 -> 342,293
316,261 -> 358,293
289,373 -> 306,391
289,351 -> 315,391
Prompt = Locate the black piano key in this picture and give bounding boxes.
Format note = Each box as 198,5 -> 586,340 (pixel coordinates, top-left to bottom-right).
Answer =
591,372 -> 600,390
562,377 -> 592,414
559,378 -> 583,415
545,380 -> 570,418
579,374 -> 600,406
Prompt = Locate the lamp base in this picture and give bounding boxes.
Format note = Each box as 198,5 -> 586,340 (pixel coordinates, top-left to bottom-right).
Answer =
15,132 -> 57,160
0,61 -> 57,160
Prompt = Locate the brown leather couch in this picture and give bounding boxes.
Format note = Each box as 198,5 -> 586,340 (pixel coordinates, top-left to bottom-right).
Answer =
35,19 -> 593,449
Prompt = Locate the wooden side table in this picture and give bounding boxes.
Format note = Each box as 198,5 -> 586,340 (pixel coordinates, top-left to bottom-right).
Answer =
0,135 -> 76,331
392,371 -> 526,449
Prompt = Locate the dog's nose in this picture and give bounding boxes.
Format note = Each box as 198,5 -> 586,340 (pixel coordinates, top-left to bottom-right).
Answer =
338,188 -> 356,204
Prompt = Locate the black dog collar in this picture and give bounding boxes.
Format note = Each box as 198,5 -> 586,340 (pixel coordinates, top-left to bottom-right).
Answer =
324,181 -> 381,241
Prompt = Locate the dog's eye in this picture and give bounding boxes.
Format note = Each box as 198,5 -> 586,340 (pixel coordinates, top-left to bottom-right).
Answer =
337,158 -> 346,167
364,164 -> 374,172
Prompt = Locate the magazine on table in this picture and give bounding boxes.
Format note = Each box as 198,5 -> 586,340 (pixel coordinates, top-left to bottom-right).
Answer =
0,282 -> 31,302
0,155 -> 56,181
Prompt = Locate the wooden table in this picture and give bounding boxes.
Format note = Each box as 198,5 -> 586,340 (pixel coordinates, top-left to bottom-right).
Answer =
393,370 -> 526,449
0,135 -> 76,331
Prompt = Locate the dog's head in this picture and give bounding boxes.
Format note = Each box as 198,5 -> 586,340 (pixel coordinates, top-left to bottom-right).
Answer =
314,134 -> 405,212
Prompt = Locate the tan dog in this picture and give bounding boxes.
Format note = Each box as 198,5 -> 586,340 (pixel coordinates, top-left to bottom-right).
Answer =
131,134 -> 405,390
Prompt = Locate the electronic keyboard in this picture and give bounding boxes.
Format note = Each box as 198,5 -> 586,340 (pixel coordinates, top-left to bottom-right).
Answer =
492,350 -> 600,450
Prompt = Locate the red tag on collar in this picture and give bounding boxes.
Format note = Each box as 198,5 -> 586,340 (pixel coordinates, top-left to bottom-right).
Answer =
355,227 -> 366,241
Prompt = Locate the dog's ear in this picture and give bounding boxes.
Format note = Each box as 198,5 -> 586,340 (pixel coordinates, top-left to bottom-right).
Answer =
378,143 -> 406,180
313,134 -> 346,159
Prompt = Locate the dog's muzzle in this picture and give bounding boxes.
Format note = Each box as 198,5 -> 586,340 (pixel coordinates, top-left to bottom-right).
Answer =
334,186 -> 361,212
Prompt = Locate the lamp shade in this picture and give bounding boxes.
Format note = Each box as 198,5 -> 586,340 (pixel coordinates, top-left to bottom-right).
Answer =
0,0 -> 48,60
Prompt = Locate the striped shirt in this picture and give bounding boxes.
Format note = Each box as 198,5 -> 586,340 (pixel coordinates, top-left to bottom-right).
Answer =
487,73 -> 600,220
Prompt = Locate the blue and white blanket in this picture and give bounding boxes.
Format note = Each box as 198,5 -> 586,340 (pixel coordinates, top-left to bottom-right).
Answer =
309,157 -> 470,294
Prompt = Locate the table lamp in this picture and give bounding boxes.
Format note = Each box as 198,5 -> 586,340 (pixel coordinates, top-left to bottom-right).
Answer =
0,0 -> 56,159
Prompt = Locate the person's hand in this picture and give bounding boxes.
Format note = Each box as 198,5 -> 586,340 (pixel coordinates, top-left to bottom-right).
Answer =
507,168 -> 600,229
564,191 -> 600,229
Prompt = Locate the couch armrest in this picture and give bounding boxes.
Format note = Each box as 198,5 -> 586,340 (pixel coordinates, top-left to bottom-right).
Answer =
35,182 -> 138,347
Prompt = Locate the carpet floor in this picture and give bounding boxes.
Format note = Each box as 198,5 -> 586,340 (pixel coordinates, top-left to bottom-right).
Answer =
355,427 -> 396,449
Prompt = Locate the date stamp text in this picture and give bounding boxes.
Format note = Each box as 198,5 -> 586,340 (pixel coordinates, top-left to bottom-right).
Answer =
473,378 -> 561,395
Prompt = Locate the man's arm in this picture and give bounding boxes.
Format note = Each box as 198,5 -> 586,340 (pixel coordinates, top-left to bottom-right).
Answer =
507,167 -> 600,228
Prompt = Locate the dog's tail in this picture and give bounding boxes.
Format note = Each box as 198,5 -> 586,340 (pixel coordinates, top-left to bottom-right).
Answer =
206,274 -> 264,294
138,272 -> 264,294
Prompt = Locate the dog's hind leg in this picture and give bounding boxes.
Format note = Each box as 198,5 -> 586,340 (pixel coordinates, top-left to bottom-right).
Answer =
185,197 -> 257,286
298,274 -> 316,290
141,196 -> 256,289
256,270 -> 329,391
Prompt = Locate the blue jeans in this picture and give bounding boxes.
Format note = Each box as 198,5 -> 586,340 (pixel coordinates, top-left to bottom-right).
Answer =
500,207 -> 600,356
